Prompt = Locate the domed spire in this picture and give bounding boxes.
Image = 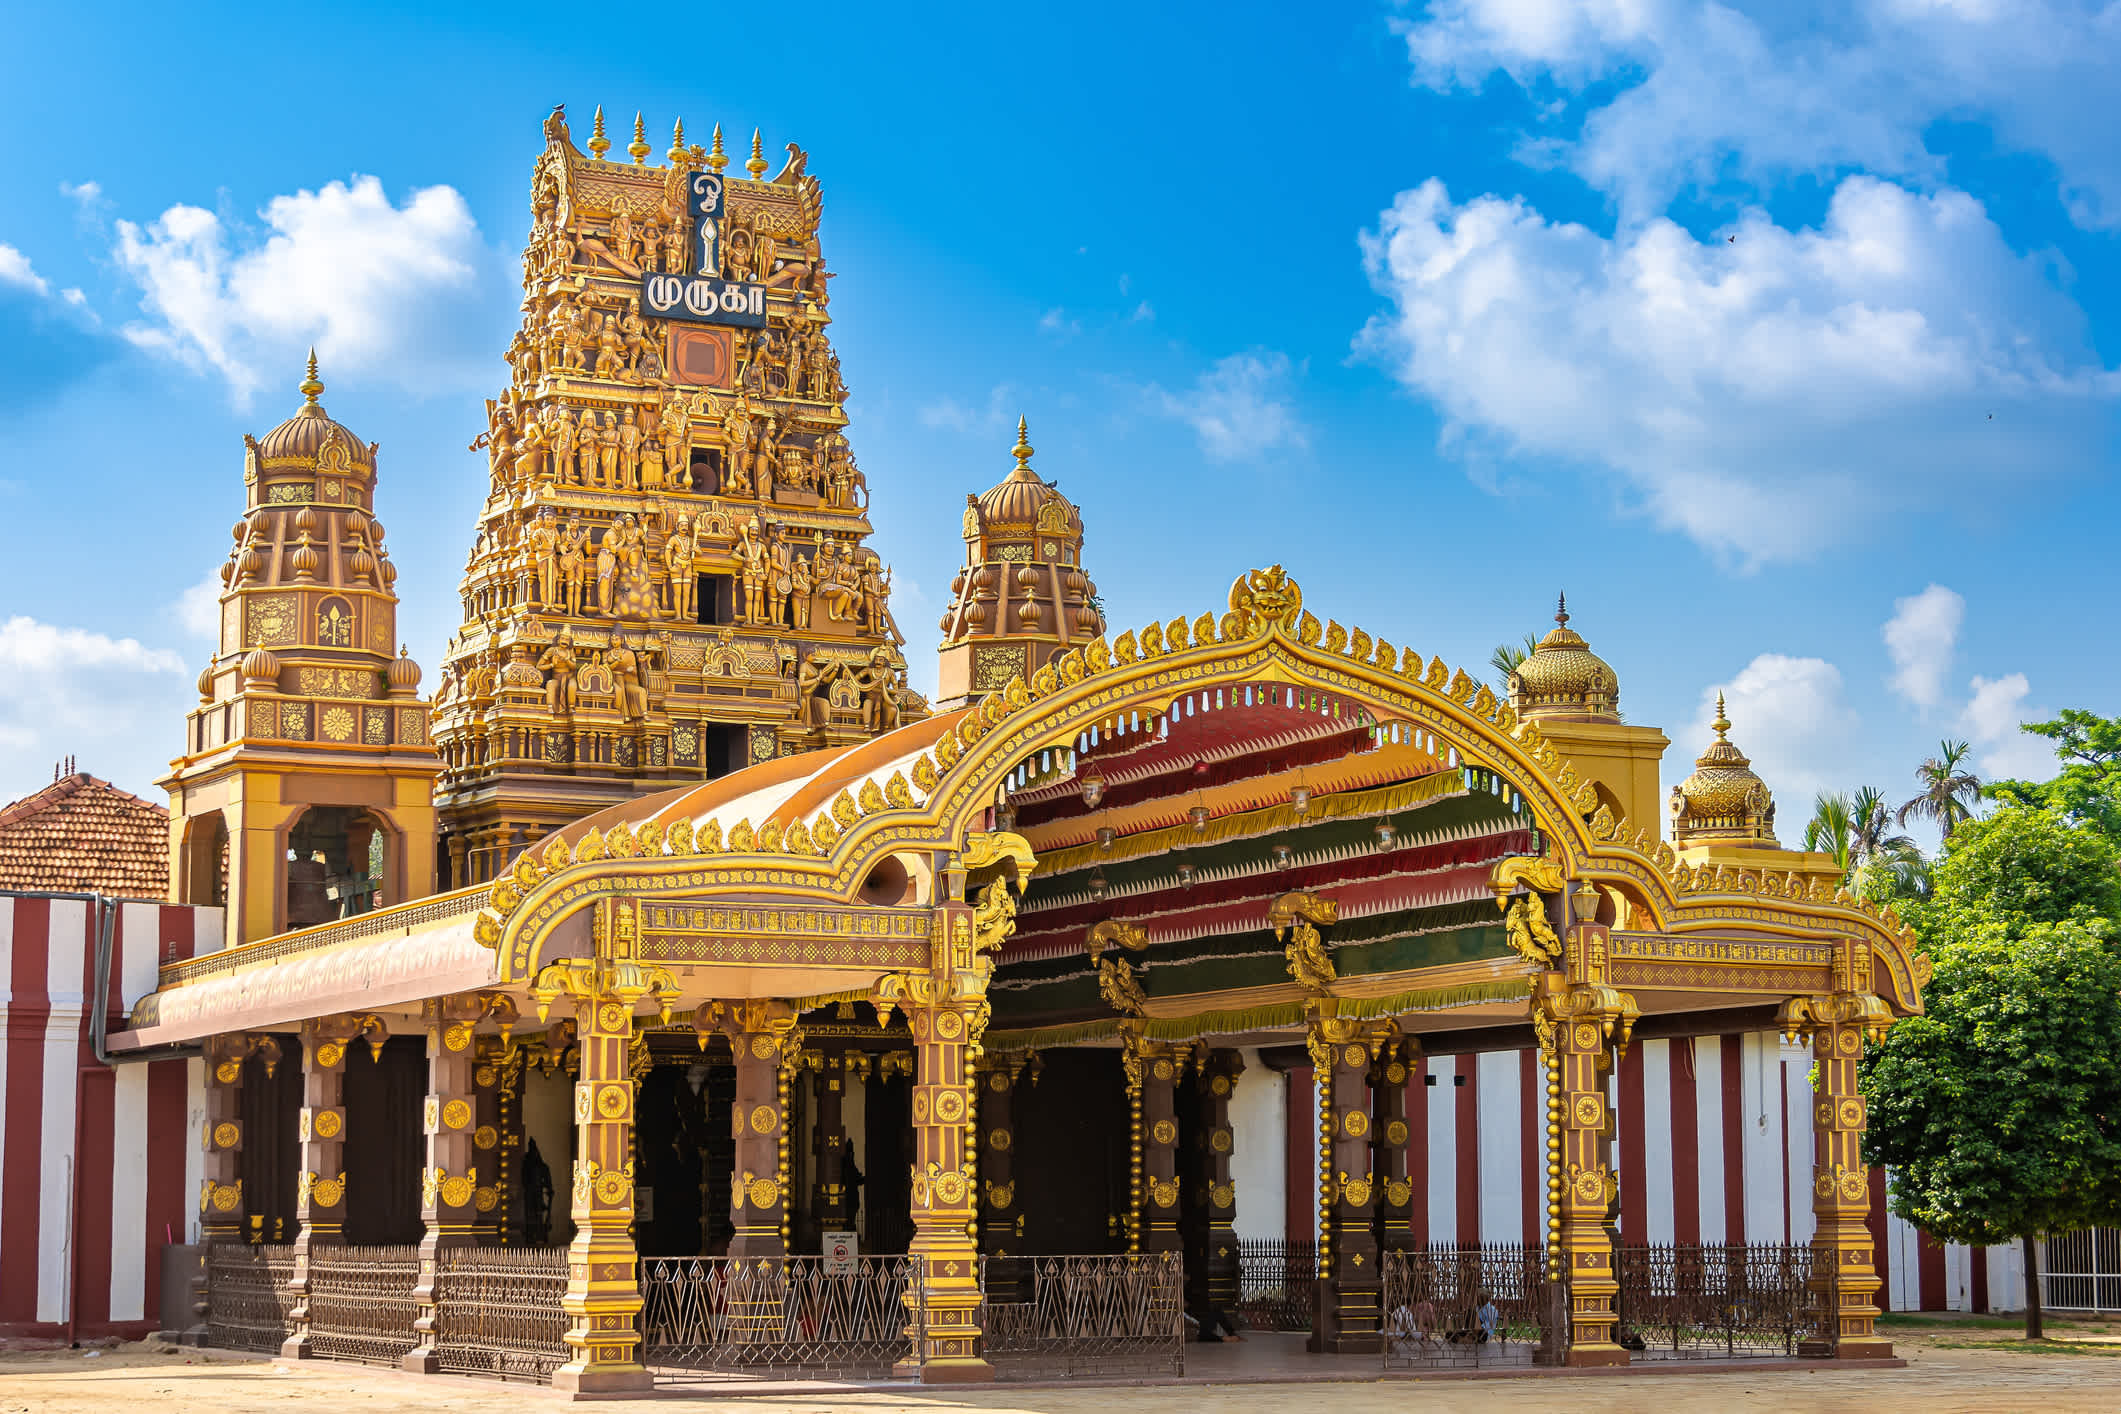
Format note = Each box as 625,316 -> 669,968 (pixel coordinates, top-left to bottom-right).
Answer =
1012,415 -> 1033,472
1669,693 -> 1778,848
1509,591 -> 1620,721
299,348 -> 324,408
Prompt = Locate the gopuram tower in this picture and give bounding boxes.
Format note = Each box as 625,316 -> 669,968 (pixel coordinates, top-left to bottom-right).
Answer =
163,355 -> 440,945
431,107 -> 921,886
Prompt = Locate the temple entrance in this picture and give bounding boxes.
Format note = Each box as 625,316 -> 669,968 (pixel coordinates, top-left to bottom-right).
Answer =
341,1034 -> 424,1245
1012,1049 -> 1130,1254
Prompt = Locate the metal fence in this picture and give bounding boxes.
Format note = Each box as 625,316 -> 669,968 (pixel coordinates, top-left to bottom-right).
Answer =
1235,1239 -> 1316,1331
305,1244 -> 421,1366
1381,1243 -> 1549,1369
1613,1243 -> 1818,1358
640,1254 -> 921,1381
979,1253 -> 1185,1380
433,1245 -> 570,1382
2044,1229 -> 2121,1312
204,1243 -> 296,1353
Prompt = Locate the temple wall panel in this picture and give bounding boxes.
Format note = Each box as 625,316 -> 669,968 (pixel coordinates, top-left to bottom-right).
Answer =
0,893 -> 215,1338
1227,1027 -> 2014,1312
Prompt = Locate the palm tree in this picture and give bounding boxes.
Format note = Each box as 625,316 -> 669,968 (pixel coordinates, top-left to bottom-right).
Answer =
1489,633 -> 1541,687
1848,785 -> 1914,883
1804,792 -> 1855,877
1897,738 -> 1981,841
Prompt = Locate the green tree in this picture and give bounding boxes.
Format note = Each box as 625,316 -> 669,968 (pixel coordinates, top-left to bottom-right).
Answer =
1990,709 -> 2121,844
1927,805 -> 2121,936
1848,785 -> 1913,879
1489,633 -> 1541,687
1862,923 -> 2121,1338
1897,738 -> 1982,842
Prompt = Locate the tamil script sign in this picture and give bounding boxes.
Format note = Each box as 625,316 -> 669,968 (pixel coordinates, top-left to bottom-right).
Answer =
642,272 -> 769,329
688,171 -> 724,276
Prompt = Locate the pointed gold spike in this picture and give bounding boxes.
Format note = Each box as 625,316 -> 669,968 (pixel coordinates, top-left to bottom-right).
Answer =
707,123 -> 728,174
668,117 -> 687,163
1012,415 -> 1033,470
299,348 -> 323,406
588,105 -> 611,160
629,111 -> 651,163
746,127 -> 767,179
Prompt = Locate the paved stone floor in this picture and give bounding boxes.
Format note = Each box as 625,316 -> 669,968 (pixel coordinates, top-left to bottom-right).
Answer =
2,1324 -> 2118,1412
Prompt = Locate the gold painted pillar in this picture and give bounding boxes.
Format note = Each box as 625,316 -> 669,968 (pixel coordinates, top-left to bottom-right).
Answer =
1372,1037 -> 1417,1260
712,1000 -> 798,1259
1196,1048 -> 1244,1315
537,896 -> 677,1395
1307,1006 -> 1381,1354
199,1035 -> 252,1248
874,844 -> 1032,1385
406,999 -> 483,1372
470,1037 -> 515,1242
1782,967 -> 1894,1360
1529,903 -> 1638,1368
1124,1028 -> 1184,1256
282,1020 -> 356,1359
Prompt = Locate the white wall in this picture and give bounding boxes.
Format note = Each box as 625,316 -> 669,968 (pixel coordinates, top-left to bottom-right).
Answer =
1228,1048 -> 1285,1242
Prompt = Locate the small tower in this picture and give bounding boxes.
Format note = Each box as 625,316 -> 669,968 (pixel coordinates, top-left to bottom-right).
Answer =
935,419 -> 1103,709
161,356 -> 439,945
1669,694 -> 1779,849
1506,595 -> 1669,829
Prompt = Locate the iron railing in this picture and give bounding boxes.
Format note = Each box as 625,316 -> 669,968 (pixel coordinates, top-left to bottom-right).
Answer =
1381,1243 -> 1549,1369
204,1243 -> 296,1353
640,1254 -> 921,1380
1235,1238 -> 1316,1331
2044,1229 -> 2121,1312
305,1244 -> 421,1366
1613,1243 -> 1818,1358
979,1253 -> 1185,1380
433,1245 -> 570,1382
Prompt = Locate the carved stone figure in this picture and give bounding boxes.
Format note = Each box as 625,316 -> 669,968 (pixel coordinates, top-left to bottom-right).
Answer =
618,409 -> 642,490
737,516 -> 769,624
610,639 -> 648,720
594,525 -> 618,614
595,314 -> 625,380
768,530 -> 793,628
526,508 -> 560,609
789,553 -> 813,630
665,514 -> 696,620
538,627 -> 579,717
598,411 -> 621,489
550,405 -> 577,486
558,516 -> 588,617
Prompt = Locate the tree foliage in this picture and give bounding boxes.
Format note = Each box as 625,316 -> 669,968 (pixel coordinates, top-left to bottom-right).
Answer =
1863,923 -> 2121,1248
1989,709 -> 2121,844
1923,805 -> 2121,938
1898,738 -> 1981,841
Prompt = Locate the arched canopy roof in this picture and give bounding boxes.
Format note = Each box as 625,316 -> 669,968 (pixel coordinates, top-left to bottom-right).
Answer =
476,567 -> 1929,1015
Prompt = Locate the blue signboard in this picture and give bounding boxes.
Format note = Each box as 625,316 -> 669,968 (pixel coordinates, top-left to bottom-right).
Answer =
641,273 -> 769,329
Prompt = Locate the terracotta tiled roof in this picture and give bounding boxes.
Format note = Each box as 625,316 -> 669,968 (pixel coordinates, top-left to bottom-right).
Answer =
0,773 -> 170,900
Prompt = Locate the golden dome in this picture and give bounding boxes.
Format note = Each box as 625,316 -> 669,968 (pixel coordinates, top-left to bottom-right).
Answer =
254,352 -> 374,470
1669,694 -> 1778,847
1509,594 -> 1619,720
241,647 -> 282,688
387,645 -> 423,694
974,418 -> 1074,530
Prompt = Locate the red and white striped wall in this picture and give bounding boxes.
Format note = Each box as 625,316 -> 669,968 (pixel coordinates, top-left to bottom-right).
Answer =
0,893 -> 218,1339
1237,1034 -> 2020,1313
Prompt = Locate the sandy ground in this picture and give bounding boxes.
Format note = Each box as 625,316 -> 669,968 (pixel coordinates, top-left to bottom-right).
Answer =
2,1327 -> 2118,1414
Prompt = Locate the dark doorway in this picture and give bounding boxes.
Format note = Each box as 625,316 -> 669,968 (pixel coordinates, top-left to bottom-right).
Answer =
634,1065 -> 710,1256
865,1071 -> 913,1255
342,1035 -> 425,1245
238,1035 -> 303,1244
688,447 -> 721,495
698,574 -> 736,626
1012,1049 -> 1130,1254
702,724 -> 744,777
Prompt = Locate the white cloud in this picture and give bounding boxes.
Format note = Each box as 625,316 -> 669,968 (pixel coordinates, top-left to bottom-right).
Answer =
1151,352 -> 1308,462
0,243 -> 51,296
112,174 -> 492,407
1690,653 -> 1861,810
1882,583 -> 1963,709
1358,175 -> 2118,564
1395,0 -> 2121,230
60,179 -> 106,216
175,572 -> 223,638
1038,307 -> 1081,337
918,384 -> 1017,436
1131,301 -> 1155,322
1960,672 -> 2056,781
0,616 -> 191,803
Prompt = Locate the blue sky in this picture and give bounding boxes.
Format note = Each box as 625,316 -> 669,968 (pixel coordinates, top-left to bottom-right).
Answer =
1,1 -> 2115,839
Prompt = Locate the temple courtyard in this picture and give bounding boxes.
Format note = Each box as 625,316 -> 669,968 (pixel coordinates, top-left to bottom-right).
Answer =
2,1320 -> 2117,1414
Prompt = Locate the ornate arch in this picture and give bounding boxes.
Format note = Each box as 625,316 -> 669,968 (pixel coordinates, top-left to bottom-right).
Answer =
476,566 -> 1925,1011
